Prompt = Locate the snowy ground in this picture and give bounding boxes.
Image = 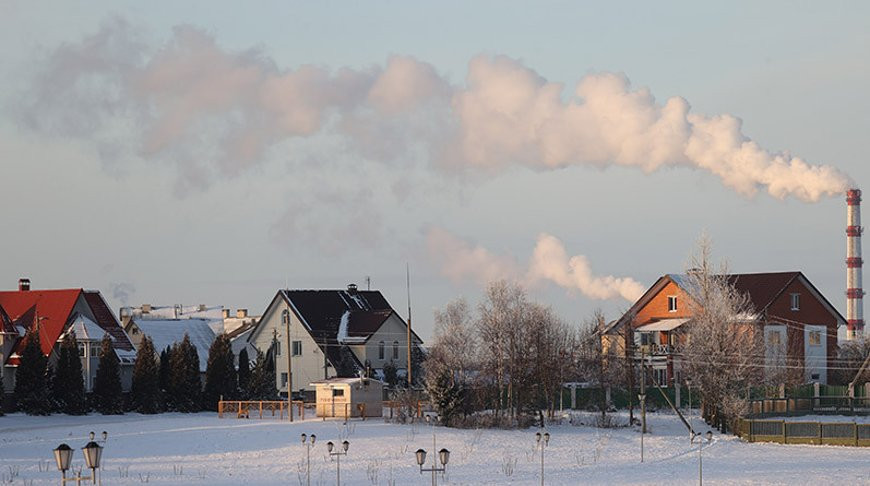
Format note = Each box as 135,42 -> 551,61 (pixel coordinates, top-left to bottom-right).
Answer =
0,410 -> 867,485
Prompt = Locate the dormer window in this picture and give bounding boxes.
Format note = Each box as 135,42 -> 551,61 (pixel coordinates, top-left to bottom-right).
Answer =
790,293 -> 800,311
668,296 -> 678,312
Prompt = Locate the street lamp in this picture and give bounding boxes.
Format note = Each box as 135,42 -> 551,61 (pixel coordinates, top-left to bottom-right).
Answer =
685,379 -> 692,412
53,431 -> 107,485
326,440 -> 349,486
692,430 -> 713,485
535,431 -> 550,486
637,393 -> 646,463
301,434 -> 316,486
415,415 -> 450,486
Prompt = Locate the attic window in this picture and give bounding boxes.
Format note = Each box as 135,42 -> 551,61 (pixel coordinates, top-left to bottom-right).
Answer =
790,293 -> 800,311
668,296 -> 678,312
393,341 -> 399,360
378,341 -> 385,360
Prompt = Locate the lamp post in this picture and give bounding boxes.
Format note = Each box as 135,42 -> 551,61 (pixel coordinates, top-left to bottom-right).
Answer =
326,440 -> 349,486
415,415 -> 450,486
637,393 -> 646,463
535,431 -> 550,486
53,431 -> 106,485
301,434 -> 316,486
283,309 -> 294,422
692,430 -> 713,485
685,378 -> 692,412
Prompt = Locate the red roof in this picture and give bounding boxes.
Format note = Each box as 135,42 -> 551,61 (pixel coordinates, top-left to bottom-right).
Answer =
82,291 -> 134,351
0,304 -> 14,334
0,289 -> 83,361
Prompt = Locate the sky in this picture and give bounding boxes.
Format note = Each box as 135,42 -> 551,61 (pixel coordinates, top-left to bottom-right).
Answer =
1,1 -> 869,340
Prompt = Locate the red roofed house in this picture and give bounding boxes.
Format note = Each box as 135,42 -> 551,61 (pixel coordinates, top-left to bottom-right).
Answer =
605,272 -> 845,386
0,279 -> 136,393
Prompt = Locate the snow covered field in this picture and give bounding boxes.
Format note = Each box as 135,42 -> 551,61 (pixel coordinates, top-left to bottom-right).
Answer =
0,411 -> 867,485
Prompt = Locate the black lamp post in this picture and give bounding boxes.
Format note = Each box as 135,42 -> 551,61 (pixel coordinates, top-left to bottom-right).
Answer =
301,433 -> 316,486
638,393 -> 646,463
326,440 -> 349,486
53,431 -> 107,485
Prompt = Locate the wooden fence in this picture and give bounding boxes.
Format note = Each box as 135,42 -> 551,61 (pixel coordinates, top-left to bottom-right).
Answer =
737,418 -> 870,447
748,396 -> 870,417
218,400 -> 306,420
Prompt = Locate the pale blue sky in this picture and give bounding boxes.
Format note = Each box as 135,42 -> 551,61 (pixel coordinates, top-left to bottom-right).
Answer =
1,1 -> 869,339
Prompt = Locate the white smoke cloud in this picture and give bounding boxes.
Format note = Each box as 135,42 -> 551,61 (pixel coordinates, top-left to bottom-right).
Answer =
17,20 -> 851,201
425,227 -> 645,302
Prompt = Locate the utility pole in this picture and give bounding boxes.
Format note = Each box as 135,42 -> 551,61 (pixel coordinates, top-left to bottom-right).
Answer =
284,309 -> 294,422
406,263 -> 413,388
641,348 -> 647,434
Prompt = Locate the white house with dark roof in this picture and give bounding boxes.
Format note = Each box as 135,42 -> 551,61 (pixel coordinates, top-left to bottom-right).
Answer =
246,284 -> 423,397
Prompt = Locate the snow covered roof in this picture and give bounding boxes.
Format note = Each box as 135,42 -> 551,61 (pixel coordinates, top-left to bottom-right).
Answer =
310,377 -> 384,386
132,318 -> 215,372
62,314 -> 137,363
635,318 -> 690,332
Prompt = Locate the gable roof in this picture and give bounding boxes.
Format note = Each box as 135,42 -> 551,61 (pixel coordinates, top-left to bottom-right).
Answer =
0,304 -> 14,334
0,288 -> 83,362
610,271 -> 846,334
131,318 -> 216,372
82,291 -> 135,352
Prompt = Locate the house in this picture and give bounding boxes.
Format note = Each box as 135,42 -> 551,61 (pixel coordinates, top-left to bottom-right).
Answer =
0,279 -> 137,392
605,272 -> 844,386
311,377 -> 384,418
124,318 -> 215,374
246,284 -> 423,398
121,304 -> 225,334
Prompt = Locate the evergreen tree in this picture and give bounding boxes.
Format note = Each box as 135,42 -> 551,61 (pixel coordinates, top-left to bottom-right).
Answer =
237,347 -> 251,399
425,368 -> 465,426
0,367 -> 5,416
203,334 -> 236,410
51,332 -> 87,414
382,359 -> 399,388
169,335 -> 202,412
158,345 -> 172,408
248,350 -> 277,400
92,335 -> 124,414
131,336 -> 161,414
14,327 -> 50,415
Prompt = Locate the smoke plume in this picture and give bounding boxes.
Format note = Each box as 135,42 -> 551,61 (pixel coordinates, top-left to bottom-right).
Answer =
425,227 -> 645,302
17,19 -> 851,201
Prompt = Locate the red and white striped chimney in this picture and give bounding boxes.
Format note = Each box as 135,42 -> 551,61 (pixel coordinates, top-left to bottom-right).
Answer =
846,188 -> 864,340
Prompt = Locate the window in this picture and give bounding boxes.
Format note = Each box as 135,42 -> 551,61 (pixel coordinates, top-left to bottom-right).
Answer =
332,388 -> 344,397
668,296 -> 678,312
393,341 -> 399,360
78,343 -> 86,357
90,343 -> 101,356
767,331 -> 781,346
292,340 -> 302,356
280,372 -> 288,387
809,330 -> 821,346
639,333 -> 652,346
275,341 -> 281,356
790,293 -> 800,311
378,341 -> 385,360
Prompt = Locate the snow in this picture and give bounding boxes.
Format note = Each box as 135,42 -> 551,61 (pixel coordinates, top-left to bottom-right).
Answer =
337,311 -> 350,343
1,411 -> 868,485
131,319 -> 215,372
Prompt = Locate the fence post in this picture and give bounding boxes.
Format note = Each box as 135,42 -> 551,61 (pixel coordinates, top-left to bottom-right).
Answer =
817,422 -> 822,445
781,420 -> 787,444
260,401 -> 263,419
856,423 -> 859,447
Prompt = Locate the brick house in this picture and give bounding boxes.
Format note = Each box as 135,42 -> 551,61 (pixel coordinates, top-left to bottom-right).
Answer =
605,272 -> 844,386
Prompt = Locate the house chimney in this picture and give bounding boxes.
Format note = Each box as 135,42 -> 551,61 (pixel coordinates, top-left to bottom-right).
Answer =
141,304 -> 152,313
18,278 -> 30,291
236,309 -> 248,318
347,283 -> 358,294
846,188 -> 865,340
222,309 -> 231,319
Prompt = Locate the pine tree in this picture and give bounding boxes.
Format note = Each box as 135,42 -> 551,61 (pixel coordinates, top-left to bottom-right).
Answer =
158,345 -> 172,409
92,335 -> 124,414
237,347 -> 251,399
14,327 -> 50,415
131,336 -> 161,414
169,335 -> 202,412
203,334 -> 236,410
0,367 -> 5,416
51,332 -> 87,414
382,359 -> 399,388
248,350 -> 277,400
425,368 -> 465,426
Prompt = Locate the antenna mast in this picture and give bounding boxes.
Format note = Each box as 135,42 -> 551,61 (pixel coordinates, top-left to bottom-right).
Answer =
406,263 -> 413,387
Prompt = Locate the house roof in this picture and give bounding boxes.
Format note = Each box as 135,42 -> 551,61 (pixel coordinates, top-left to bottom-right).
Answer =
131,318 -> 216,372
0,288 -> 83,362
610,271 -> 847,335
0,304 -> 14,334
82,291 -> 135,352
636,318 -> 691,332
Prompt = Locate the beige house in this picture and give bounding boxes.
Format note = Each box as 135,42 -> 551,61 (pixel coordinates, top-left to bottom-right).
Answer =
311,377 -> 384,418
247,284 -> 423,398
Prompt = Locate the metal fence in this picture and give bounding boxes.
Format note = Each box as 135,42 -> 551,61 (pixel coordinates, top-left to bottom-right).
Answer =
738,418 -> 870,447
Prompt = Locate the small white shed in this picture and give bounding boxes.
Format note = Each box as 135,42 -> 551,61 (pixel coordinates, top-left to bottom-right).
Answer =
310,377 -> 383,418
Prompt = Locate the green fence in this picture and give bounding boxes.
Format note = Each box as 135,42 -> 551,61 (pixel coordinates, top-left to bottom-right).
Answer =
738,418 -> 870,447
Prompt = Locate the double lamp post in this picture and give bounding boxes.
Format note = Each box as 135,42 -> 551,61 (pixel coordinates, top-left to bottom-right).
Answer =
53,431 -> 107,485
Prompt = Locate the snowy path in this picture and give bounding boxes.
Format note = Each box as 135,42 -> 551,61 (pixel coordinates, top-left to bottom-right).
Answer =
0,411 -> 867,485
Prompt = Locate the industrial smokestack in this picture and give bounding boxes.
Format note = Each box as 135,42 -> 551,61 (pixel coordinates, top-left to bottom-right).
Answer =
846,189 -> 864,340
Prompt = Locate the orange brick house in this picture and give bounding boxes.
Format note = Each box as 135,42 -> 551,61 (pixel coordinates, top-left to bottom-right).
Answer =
604,272 -> 845,386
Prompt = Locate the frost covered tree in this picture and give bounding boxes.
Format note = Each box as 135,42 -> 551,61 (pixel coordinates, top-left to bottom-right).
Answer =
576,309 -> 623,419
131,335 -> 161,414
52,332 -> 87,415
426,367 -> 465,425
15,327 -> 50,415
829,336 -> 870,386
237,347 -> 251,399
169,335 -> 202,412
203,334 -> 236,409
93,335 -> 124,415
681,238 -> 763,432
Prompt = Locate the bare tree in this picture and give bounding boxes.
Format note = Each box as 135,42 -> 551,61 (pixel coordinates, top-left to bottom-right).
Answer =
576,309 -> 623,420
680,238 -> 764,432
